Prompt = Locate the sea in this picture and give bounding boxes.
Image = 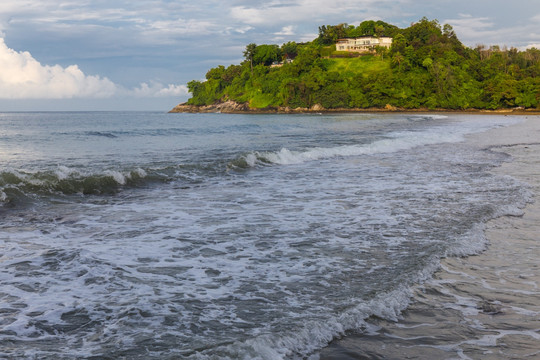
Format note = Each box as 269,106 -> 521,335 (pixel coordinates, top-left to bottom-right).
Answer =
0,111 -> 531,359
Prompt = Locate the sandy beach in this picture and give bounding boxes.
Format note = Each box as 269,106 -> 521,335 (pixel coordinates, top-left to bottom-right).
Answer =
321,115 -> 540,359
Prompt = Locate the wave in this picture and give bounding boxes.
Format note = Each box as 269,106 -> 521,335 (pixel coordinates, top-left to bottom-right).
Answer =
0,166 -> 160,206
230,116 -> 526,169
85,131 -> 118,138
3,118 -> 521,206
0,159 -> 244,207
232,126 -> 468,168
192,260 -> 440,360
407,114 -> 449,121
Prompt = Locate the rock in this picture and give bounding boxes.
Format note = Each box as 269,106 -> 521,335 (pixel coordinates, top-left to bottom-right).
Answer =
278,106 -> 291,113
169,100 -> 251,113
169,102 -> 200,113
310,104 -> 324,111
385,103 -> 398,111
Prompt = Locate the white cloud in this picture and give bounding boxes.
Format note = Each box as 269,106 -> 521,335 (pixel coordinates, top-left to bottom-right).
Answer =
130,82 -> 189,98
445,14 -> 540,48
226,25 -> 254,35
0,38 -> 188,99
143,18 -> 216,38
230,0 -> 402,26
0,37 -> 117,99
444,15 -> 496,37
275,25 -> 296,36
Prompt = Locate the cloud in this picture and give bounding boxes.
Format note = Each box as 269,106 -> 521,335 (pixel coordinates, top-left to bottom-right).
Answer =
0,37 -> 117,99
444,14 -> 540,48
444,15 -> 496,37
275,25 -> 296,36
0,38 -> 187,99
141,18 -> 217,42
230,0 -> 404,26
129,82 -> 189,98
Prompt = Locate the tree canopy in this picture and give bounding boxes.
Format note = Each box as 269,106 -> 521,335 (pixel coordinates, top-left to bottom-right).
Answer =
186,18 -> 540,111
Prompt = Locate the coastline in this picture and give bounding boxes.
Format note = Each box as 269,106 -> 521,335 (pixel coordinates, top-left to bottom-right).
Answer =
320,116 -> 540,359
169,101 -> 540,115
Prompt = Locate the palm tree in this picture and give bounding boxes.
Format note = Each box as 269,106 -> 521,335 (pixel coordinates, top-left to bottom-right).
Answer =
392,51 -> 404,71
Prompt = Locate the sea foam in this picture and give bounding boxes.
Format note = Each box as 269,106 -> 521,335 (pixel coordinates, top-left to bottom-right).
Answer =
242,123 -> 475,167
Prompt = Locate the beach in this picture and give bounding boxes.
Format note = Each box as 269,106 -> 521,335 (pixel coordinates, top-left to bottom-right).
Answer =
320,116 -> 540,359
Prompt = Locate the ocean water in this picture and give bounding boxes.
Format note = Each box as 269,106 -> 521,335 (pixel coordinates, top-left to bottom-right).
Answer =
0,111 -> 531,359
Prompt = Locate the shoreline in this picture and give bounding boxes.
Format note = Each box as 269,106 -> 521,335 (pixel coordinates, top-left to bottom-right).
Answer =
169,101 -> 540,115
320,116 -> 540,359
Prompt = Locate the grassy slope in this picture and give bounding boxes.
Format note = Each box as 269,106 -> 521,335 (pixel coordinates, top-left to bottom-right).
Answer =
326,55 -> 390,78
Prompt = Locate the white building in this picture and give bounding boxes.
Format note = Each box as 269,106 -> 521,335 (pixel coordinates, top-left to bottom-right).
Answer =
336,36 -> 393,53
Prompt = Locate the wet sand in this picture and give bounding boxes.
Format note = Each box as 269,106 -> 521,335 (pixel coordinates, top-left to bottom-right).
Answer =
320,116 -> 540,359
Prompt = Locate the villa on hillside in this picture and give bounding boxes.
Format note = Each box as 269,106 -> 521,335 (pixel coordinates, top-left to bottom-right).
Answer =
336,36 -> 393,53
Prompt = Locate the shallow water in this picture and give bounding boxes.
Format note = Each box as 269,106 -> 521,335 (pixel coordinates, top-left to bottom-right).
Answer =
0,112 -> 530,359
321,137 -> 540,360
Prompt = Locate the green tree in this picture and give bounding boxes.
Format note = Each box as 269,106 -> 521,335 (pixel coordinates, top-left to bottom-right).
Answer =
186,80 -> 205,105
253,44 -> 281,66
316,24 -> 348,45
392,52 -> 405,71
281,41 -> 298,60
244,43 -> 257,75
391,33 -> 407,54
206,65 -> 225,81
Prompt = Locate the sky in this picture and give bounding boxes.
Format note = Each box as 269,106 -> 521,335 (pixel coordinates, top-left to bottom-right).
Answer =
0,0 -> 538,111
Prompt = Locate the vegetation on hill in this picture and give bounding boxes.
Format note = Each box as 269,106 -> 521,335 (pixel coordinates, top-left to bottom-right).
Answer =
185,18 -> 540,111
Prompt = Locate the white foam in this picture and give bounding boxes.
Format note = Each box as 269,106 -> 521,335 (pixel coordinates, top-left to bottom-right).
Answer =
406,114 -> 450,123
446,223 -> 488,257
54,165 -> 80,180
245,119 -> 515,167
133,167 -> 147,178
104,170 -> 127,185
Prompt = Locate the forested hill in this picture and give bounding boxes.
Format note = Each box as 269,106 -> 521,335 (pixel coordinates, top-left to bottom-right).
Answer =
173,18 -> 540,112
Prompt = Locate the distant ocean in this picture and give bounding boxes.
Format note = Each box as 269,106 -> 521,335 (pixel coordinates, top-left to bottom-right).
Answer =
0,112 -> 530,359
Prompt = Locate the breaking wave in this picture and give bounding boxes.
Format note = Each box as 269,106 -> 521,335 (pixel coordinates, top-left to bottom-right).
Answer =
0,166 -> 148,204
233,125 -> 471,168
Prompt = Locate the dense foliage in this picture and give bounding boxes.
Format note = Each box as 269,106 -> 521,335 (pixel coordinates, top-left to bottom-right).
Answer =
186,18 -> 540,110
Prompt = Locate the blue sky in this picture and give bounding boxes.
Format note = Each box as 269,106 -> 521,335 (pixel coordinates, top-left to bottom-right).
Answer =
0,0 -> 538,111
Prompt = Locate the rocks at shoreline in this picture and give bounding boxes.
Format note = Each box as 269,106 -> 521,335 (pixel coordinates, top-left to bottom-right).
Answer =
170,100 -> 250,113
168,100 -> 327,114
169,101 -> 540,115
169,101 -> 415,114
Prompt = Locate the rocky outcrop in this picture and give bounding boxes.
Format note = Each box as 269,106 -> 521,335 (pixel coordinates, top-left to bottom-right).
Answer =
169,101 -> 540,115
169,100 -> 251,113
169,100 -> 328,114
